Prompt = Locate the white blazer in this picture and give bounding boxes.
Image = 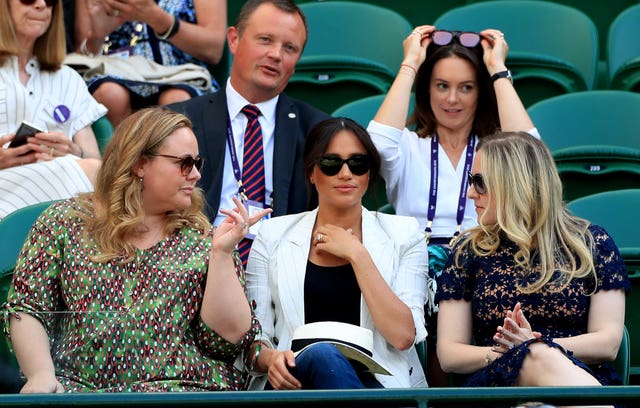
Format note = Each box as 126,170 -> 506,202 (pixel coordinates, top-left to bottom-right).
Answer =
246,207 -> 429,389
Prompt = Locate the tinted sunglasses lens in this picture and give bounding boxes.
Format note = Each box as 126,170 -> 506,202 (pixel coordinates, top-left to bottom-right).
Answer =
317,156 -> 343,176
432,31 -> 453,46
180,156 -> 202,176
20,0 -> 55,6
346,155 -> 370,175
467,172 -> 486,194
459,32 -> 481,47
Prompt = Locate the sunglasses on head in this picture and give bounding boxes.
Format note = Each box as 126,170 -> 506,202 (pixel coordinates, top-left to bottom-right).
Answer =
149,153 -> 204,176
431,30 -> 481,48
467,171 -> 487,195
316,154 -> 370,176
19,0 -> 56,7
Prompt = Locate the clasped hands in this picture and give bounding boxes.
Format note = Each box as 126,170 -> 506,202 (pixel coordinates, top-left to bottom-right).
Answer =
491,302 -> 541,355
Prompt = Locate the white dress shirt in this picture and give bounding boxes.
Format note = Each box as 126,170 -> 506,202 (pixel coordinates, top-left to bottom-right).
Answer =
214,79 -> 278,226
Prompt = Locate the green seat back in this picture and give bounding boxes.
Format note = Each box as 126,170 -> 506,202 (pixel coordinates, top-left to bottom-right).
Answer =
91,116 -> 114,156
566,188 -> 640,278
435,1 -> 599,107
607,4 -> 640,91
529,0 -> 638,61
528,91 -> 640,201
628,276 -> 640,379
567,190 -> 640,380
285,1 -> 412,113
0,201 -> 56,369
0,269 -> 18,368
567,189 -> 640,259
0,200 -> 57,276
615,326 -> 631,385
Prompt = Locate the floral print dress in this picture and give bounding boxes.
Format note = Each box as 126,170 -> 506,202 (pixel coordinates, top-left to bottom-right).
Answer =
3,199 -> 259,392
436,224 -> 630,386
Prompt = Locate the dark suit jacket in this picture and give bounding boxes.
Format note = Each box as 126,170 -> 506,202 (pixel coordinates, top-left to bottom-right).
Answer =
168,88 -> 329,221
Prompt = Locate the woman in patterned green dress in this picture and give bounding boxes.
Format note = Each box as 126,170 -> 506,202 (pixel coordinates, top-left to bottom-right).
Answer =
3,107 -> 269,392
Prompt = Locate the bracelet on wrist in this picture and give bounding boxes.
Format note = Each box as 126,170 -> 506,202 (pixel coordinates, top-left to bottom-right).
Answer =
155,15 -> 181,40
80,38 -> 99,57
485,351 -> 493,366
400,63 -> 417,76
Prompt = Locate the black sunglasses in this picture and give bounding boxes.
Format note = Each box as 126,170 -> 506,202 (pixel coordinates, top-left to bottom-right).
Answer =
431,30 -> 481,48
467,171 -> 487,195
148,153 -> 204,176
316,154 -> 370,176
19,0 -> 56,7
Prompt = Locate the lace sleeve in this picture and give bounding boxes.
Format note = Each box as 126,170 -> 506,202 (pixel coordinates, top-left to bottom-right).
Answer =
435,239 -> 476,303
589,224 -> 631,293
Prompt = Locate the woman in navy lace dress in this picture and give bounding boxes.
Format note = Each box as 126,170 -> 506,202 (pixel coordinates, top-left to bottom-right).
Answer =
436,132 -> 629,391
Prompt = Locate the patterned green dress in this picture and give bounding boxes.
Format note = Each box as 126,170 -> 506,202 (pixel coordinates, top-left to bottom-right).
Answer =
3,199 -> 260,392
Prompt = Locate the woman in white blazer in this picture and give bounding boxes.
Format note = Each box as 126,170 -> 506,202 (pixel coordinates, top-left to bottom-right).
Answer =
246,117 -> 430,390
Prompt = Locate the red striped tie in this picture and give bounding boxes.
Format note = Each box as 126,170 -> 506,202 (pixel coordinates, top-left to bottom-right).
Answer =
238,104 -> 265,268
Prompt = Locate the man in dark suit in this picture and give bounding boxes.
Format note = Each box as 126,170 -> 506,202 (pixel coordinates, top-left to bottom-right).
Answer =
169,0 -> 328,225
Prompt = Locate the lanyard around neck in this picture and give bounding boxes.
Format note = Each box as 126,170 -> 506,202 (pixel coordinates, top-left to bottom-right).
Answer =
225,112 -> 249,202
425,133 -> 476,245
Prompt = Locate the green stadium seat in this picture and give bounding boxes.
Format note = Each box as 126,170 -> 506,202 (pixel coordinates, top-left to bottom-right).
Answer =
617,325 -> 631,385
527,91 -> 640,201
607,4 -> 640,92
435,0 -> 599,107
567,189 -> 640,380
475,0 -> 639,62
285,1 -> 412,114
91,116 -> 114,155
0,200 -> 58,369
0,200 -> 58,276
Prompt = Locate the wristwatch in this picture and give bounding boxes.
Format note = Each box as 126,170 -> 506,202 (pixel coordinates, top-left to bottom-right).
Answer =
491,70 -> 513,84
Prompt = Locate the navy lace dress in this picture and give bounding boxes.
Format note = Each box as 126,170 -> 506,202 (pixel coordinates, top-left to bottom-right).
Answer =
436,224 -> 630,386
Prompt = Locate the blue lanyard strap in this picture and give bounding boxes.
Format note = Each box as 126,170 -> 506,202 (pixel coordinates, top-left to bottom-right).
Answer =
425,133 -> 476,244
225,112 -> 248,202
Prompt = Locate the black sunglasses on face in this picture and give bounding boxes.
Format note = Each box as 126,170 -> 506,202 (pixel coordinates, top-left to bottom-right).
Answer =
431,30 -> 481,48
19,0 -> 56,7
316,154 -> 370,176
148,154 -> 204,176
467,171 -> 487,195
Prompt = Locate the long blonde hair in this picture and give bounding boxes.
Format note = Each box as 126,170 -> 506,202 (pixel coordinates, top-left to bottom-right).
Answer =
76,107 -> 210,263
0,0 -> 66,71
455,132 -> 596,293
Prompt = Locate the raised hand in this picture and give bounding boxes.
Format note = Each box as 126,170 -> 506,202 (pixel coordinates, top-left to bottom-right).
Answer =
214,196 -> 272,253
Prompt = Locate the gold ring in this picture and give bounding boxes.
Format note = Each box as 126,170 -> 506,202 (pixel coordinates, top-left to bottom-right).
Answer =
113,9 -> 119,17
49,147 -> 55,156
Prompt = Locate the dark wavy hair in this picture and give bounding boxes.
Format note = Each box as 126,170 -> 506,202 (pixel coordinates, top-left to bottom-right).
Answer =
303,117 -> 381,192
410,42 -> 499,139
